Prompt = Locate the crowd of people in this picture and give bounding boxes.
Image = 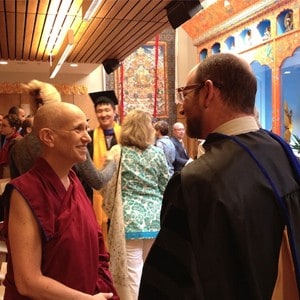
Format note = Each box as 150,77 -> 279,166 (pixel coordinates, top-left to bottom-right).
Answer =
0,53 -> 299,300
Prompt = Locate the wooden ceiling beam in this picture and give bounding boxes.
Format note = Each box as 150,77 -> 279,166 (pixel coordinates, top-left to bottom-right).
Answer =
0,0 -> 174,66
16,0 -> 26,60
5,0 -> 16,59
0,0 -> 9,59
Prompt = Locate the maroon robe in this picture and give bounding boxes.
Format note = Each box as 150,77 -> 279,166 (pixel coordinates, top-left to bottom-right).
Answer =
3,157 -> 119,299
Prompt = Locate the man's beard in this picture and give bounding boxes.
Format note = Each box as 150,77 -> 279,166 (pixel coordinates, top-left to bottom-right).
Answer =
186,118 -> 202,139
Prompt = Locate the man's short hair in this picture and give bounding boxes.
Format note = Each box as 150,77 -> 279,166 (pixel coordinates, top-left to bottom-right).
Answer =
154,120 -> 169,136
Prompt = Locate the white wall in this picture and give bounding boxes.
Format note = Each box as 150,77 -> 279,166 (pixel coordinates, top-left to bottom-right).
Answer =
0,62 -> 105,92
175,27 -> 198,90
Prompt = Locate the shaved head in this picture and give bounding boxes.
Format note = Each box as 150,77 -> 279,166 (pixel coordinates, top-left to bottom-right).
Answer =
33,102 -> 86,136
33,102 -> 91,167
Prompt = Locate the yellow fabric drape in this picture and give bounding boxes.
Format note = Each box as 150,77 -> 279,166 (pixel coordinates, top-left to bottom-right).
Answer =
272,227 -> 299,300
92,123 -> 121,248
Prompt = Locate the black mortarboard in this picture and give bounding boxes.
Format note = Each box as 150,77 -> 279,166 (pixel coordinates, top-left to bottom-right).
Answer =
88,90 -> 119,107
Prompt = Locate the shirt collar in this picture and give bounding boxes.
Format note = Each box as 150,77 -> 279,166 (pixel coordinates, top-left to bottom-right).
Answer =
212,116 -> 260,136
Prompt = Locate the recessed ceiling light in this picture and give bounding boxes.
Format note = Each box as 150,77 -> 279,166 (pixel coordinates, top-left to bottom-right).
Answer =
70,63 -> 78,67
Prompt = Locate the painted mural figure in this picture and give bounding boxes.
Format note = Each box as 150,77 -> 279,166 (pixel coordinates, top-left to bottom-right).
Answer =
245,30 -> 252,46
284,12 -> 293,32
263,26 -> 271,41
135,65 -> 151,86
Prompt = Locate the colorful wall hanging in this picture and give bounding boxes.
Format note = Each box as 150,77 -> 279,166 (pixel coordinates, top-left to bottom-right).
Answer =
118,40 -> 168,119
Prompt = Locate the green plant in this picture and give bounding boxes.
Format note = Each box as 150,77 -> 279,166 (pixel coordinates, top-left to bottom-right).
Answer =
291,134 -> 300,154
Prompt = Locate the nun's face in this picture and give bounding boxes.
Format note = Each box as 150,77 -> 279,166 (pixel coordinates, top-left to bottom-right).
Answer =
95,103 -> 116,130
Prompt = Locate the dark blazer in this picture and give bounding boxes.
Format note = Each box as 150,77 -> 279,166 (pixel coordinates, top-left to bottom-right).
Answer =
170,136 -> 189,172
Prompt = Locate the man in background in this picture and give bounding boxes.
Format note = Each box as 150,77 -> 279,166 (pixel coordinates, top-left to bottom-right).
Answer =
8,106 -> 26,124
171,122 -> 192,172
87,90 -> 121,247
154,120 -> 175,177
0,114 -> 22,178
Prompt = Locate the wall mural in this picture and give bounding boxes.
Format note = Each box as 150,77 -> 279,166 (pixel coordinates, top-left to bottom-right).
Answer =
0,82 -> 87,95
118,41 -> 168,118
281,47 -> 300,145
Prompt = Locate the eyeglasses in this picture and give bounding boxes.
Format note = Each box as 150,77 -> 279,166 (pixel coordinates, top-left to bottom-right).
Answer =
177,83 -> 204,104
176,81 -> 223,104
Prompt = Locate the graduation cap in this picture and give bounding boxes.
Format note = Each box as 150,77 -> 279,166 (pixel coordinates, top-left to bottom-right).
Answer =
88,90 -> 119,107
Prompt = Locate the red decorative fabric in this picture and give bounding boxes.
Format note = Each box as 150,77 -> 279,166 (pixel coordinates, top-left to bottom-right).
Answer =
153,34 -> 159,118
120,62 -> 124,122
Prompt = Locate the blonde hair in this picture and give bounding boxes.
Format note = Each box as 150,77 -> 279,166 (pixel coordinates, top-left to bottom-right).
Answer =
120,109 -> 155,150
22,80 -> 61,113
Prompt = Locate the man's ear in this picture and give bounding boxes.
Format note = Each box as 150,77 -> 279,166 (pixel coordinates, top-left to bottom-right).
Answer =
203,80 -> 215,108
39,128 -> 55,147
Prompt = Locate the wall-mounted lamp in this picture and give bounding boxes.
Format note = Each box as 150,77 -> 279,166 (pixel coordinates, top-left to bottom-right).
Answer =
82,0 -> 103,21
49,29 -> 74,79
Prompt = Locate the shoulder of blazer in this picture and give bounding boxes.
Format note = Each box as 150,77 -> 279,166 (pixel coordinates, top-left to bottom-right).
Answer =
171,136 -> 180,146
170,136 -> 178,143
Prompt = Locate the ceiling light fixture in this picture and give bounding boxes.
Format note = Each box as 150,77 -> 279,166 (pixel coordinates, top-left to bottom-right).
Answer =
49,29 -> 74,79
0,61 -> 8,65
82,0 -> 103,21
46,1 -> 72,54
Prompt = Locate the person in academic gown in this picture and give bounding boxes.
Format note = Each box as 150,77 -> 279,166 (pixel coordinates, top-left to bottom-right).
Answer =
87,91 -> 122,248
139,53 -> 300,300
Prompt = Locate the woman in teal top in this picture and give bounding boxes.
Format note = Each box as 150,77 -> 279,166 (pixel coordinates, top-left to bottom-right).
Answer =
104,109 -> 169,300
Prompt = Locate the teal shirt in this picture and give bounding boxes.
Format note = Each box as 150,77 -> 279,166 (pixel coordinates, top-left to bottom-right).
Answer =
121,145 -> 169,240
